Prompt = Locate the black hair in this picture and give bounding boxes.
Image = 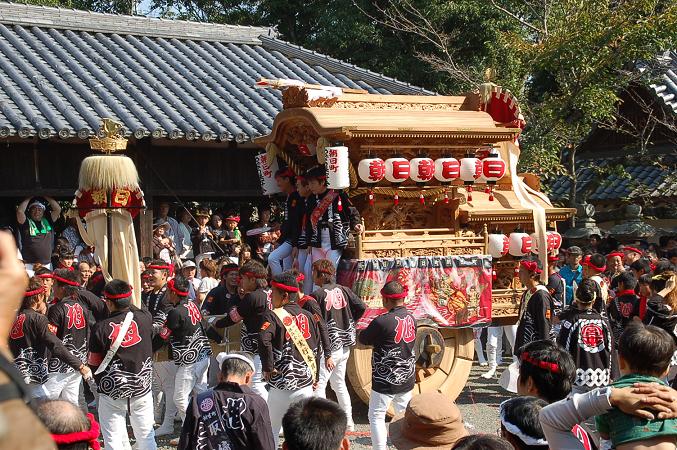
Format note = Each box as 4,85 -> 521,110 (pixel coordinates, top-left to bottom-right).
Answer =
58,247 -> 75,259
53,268 -> 81,296
282,397 -> 347,450
272,272 -> 300,303
171,276 -> 190,295
618,321 -> 675,376
22,277 -> 44,310
500,397 -> 548,450
639,273 -> 652,285
221,353 -> 255,378
615,271 -> 637,291
35,400 -> 90,450
382,280 -> 405,296
103,279 -> 132,308
240,260 -> 268,288
589,253 -> 606,270
141,256 -> 153,266
654,260 -> 676,276
220,263 -> 239,277
149,259 -> 170,276
575,278 -> 598,304
34,266 -> 52,277
668,249 -> 677,260
451,434 -> 513,450
518,340 -> 576,403
630,259 -> 652,275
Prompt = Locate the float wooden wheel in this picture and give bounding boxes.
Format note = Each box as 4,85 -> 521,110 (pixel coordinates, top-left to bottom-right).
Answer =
347,326 -> 474,411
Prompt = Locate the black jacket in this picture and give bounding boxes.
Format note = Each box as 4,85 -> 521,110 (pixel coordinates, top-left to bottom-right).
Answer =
89,307 -> 154,399
216,288 -> 271,354
157,298 -> 212,366
607,290 -> 640,346
514,286 -> 552,356
279,191 -> 304,246
10,308 -> 82,384
142,285 -> 173,334
178,382 -> 275,450
311,283 -> 367,352
77,288 -> 109,323
203,285 -> 240,317
258,303 -> 321,391
298,295 -> 332,357
299,189 -> 360,250
358,306 -> 416,395
47,295 -> 91,373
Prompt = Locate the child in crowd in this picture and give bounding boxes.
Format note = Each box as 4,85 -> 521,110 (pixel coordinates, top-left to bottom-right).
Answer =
608,271 -> 640,345
558,279 -> 614,393
220,214 -> 242,261
358,280 -> 416,450
596,321 -> 677,449
499,397 -> 549,450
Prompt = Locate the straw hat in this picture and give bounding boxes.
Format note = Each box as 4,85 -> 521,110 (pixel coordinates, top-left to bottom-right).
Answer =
195,207 -> 211,219
389,393 -> 468,450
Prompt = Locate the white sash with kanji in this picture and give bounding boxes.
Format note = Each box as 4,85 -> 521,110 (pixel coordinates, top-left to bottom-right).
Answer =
273,308 -> 317,382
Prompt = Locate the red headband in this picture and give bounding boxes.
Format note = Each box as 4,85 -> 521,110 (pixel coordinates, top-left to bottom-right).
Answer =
547,255 -> 559,262
582,256 -> 606,272
104,286 -> 133,300
221,267 -> 239,275
224,216 -> 240,223
241,271 -> 267,279
296,273 -> 305,283
51,413 -> 101,450
381,287 -> 409,300
271,281 -> 299,293
521,352 -> 560,373
148,264 -> 172,271
624,246 -> 642,255
520,260 -> 542,274
36,273 -> 53,279
276,168 -> 296,179
167,279 -> 189,297
606,252 -> 624,259
53,275 -> 80,287
25,286 -> 46,297
316,267 -> 334,275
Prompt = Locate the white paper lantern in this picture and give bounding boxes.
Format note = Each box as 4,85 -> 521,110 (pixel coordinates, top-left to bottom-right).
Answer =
482,151 -> 506,201
384,157 -> 410,183
255,153 -> 282,195
460,153 -> 482,201
358,158 -> 386,184
434,157 -> 460,183
409,157 -> 435,183
488,233 -> 509,259
325,146 -> 350,189
530,231 -> 564,254
509,232 -> 532,257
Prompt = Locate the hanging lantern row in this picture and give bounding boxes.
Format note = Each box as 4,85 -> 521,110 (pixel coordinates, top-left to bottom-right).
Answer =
488,230 -> 562,259
356,151 -> 506,204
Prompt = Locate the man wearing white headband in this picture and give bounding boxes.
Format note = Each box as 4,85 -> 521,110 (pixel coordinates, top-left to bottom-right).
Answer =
16,196 -> 61,270
178,351 -> 275,450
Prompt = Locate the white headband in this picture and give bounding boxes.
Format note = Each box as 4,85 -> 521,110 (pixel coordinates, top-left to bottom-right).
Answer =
217,353 -> 255,372
499,400 -> 548,447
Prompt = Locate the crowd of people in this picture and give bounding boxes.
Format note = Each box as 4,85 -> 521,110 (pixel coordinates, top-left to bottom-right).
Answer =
2,165 -> 677,450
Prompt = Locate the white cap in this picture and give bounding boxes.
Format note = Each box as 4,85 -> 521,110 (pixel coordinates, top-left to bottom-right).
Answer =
27,201 -> 45,211
182,260 -> 196,269
216,352 -> 255,372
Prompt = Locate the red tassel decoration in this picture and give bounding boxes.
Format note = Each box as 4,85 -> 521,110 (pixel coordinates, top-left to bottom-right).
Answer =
489,186 -> 495,201
485,185 -> 491,194
337,194 -> 343,212
368,191 -> 374,206
467,185 -> 473,202
444,191 -> 449,204
419,193 -> 425,205
514,265 -> 519,278
492,268 -> 497,282
394,193 -> 399,206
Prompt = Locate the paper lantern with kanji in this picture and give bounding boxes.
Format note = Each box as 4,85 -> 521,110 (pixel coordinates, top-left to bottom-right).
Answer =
325,145 -> 350,189
488,233 -> 510,259
255,153 -> 282,195
409,157 -> 435,183
460,151 -> 482,201
482,151 -> 506,201
358,157 -> 386,206
434,157 -> 460,183
530,231 -> 563,254
384,157 -> 410,183
509,232 -> 532,257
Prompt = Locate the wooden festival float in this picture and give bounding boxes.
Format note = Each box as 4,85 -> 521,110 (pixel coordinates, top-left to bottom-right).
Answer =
252,79 -> 575,404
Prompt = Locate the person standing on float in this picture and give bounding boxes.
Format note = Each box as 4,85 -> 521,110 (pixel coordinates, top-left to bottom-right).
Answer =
269,168 -> 304,276
301,166 -> 362,273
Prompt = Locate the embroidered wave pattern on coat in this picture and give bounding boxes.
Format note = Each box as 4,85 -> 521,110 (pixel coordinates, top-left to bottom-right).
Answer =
575,368 -> 611,387
14,347 -> 49,384
171,328 -> 211,366
372,347 -> 416,387
326,318 -> 356,352
269,341 -> 315,390
97,357 -> 153,399
240,323 -> 258,353
49,334 -> 87,373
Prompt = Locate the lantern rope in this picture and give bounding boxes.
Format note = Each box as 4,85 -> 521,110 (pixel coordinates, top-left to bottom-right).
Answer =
276,149 -> 303,177
316,137 -> 331,164
348,187 -> 449,199
348,161 -> 358,188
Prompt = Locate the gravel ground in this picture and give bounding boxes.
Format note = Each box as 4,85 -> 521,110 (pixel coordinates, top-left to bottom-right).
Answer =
151,361 -> 511,450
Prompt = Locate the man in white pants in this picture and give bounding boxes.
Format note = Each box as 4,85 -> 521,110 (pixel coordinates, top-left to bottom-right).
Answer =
259,272 -> 322,449
45,269 -> 92,404
481,325 -> 517,378
156,276 -> 212,446
89,280 -> 156,450
310,259 -> 367,431
359,280 -> 417,450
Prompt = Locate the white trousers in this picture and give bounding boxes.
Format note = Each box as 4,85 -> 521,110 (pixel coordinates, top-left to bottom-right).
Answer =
153,360 -> 177,426
252,354 -> 269,401
473,328 -> 487,365
315,346 -> 353,424
486,325 -> 518,367
297,248 -> 314,295
44,371 -> 81,405
28,382 -> 49,400
174,363 -> 199,423
269,241 -> 294,276
98,391 -> 157,450
268,386 -> 314,448
368,389 -> 412,450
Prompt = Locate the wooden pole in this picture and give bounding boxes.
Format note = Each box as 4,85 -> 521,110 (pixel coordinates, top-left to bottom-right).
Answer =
106,190 -> 113,275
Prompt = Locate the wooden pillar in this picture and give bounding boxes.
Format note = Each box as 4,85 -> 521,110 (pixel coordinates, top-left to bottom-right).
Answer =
139,196 -> 153,258
135,138 -> 153,258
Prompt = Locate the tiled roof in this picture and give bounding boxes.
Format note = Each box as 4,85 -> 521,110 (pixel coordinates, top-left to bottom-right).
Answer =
0,2 -> 431,142
649,51 -> 677,114
548,157 -> 677,202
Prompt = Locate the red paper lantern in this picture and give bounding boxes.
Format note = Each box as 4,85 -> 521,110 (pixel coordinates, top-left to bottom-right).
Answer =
509,232 -> 532,257
459,151 -> 482,201
488,233 -> 509,259
482,151 -> 506,201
